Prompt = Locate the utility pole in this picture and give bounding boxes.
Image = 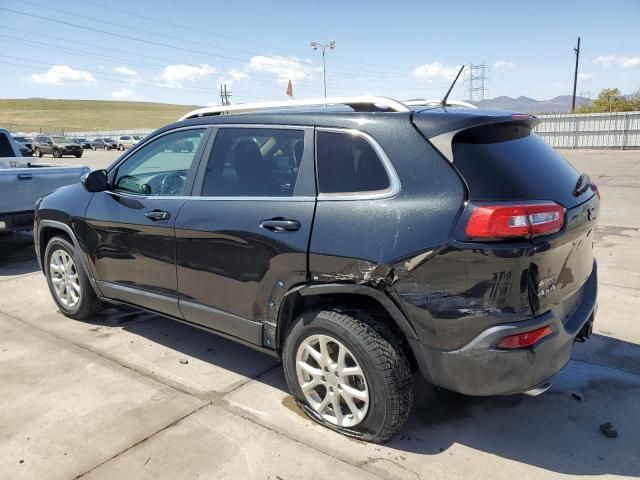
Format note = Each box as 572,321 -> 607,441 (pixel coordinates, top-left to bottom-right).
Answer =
466,62 -> 490,105
219,84 -> 232,106
571,36 -> 581,113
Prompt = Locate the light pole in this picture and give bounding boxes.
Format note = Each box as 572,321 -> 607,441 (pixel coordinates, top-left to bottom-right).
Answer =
310,40 -> 335,98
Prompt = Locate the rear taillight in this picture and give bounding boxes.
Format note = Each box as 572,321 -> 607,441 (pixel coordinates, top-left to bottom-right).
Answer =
590,181 -> 600,199
464,202 -> 565,240
497,326 -> 553,349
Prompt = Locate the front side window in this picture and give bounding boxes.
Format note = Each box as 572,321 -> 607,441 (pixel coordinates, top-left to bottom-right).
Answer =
316,131 -> 390,194
113,128 -> 205,196
201,128 -> 304,197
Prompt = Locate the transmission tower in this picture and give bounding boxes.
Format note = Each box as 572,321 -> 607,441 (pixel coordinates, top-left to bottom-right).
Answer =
219,84 -> 232,106
465,62 -> 490,105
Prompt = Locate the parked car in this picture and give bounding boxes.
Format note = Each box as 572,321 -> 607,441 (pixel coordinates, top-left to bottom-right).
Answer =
12,135 -> 33,153
73,137 -> 92,149
33,97 -> 599,443
89,138 -> 118,150
32,136 -> 83,158
117,135 -> 136,150
0,128 -> 89,233
132,135 -> 144,143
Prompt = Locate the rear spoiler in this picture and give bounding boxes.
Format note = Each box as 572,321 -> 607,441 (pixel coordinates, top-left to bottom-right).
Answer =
412,112 -> 540,163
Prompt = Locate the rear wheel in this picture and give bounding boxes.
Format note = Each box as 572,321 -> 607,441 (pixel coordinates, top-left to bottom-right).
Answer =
91,145 -> 96,151
74,153 -> 83,158
44,236 -> 103,320
53,149 -> 61,158
283,309 -> 413,443
104,145 -> 108,151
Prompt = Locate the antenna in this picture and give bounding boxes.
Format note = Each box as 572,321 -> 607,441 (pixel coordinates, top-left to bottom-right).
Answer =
441,65 -> 465,106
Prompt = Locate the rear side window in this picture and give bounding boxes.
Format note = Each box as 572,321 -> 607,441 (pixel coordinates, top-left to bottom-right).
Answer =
201,128 -> 304,197
452,124 -> 582,207
316,131 -> 390,194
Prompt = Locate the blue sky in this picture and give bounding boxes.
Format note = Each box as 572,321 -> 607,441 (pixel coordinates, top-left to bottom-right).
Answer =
1,0 -> 639,105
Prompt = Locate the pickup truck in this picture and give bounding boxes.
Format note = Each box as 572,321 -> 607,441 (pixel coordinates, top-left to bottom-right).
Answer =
0,129 -> 90,233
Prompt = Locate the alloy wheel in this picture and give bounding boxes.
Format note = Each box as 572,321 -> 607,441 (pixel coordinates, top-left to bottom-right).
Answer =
295,334 -> 369,428
49,249 -> 81,308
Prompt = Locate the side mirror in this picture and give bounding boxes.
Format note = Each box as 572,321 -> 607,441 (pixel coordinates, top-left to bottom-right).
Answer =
82,169 -> 108,192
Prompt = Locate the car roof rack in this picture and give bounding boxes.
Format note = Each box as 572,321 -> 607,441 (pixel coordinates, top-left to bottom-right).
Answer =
403,99 -> 478,109
178,96 -> 411,121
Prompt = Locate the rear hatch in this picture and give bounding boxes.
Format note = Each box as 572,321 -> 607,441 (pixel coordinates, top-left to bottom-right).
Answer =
417,115 -> 598,317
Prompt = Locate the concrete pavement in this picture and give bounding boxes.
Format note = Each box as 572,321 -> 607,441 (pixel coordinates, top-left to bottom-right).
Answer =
1,150 -> 639,479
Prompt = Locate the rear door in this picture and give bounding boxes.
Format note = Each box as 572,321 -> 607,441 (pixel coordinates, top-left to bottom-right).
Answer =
84,127 -> 210,317
175,125 -> 315,346
451,122 -> 598,315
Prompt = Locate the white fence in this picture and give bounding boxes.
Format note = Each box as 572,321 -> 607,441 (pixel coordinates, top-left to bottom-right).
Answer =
66,128 -> 155,139
535,111 -> 640,150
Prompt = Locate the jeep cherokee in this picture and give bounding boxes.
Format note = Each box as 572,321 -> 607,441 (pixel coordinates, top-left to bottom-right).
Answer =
33,97 -> 599,443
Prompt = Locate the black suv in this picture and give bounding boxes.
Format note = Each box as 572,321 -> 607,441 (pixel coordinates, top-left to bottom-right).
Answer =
32,135 -> 83,158
33,98 -> 599,443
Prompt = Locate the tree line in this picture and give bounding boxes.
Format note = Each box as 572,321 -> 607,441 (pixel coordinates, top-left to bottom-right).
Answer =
576,88 -> 640,113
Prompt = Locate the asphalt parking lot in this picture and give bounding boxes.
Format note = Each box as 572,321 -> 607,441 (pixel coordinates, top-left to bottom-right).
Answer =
1,149 -> 639,479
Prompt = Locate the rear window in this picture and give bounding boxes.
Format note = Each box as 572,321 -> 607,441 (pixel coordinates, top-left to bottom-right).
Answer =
452,124 -> 584,207
316,131 -> 390,194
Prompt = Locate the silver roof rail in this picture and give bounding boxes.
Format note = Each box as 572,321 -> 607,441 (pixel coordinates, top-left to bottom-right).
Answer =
403,99 -> 478,109
178,96 -> 410,121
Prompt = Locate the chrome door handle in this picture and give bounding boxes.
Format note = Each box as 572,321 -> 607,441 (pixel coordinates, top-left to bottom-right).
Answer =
145,210 -> 170,221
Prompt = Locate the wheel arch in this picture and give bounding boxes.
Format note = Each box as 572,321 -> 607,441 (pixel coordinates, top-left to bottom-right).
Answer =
37,220 -> 102,296
277,283 -> 419,368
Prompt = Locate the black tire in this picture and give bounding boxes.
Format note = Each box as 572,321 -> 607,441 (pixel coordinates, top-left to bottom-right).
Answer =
91,145 -> 96,151
44,236 -> 104,320
53,149 -> 61,158
104,145 -> 109,151
35,148 -> 43,158
283,309 -> 413,443
75,153 -> 83,158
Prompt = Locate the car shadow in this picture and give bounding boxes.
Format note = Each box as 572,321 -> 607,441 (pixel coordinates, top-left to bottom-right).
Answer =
0,231 -> 40,276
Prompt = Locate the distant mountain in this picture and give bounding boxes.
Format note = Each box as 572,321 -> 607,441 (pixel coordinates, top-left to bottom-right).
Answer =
467,95 -> 592,113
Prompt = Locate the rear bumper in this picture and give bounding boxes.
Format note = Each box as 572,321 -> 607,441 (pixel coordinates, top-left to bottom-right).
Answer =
0,210 -> 35,232
411,260 -> 598,396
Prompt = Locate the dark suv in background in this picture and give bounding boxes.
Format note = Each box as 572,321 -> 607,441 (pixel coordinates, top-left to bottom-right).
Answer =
33,97 -> 599,443
32,135 -> 83,158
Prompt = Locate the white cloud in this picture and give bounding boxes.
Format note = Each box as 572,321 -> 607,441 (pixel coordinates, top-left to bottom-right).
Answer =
493,60 -> 514,70
227,69 -> 249,82
157,64 -> 215,88
246,56 -> 313,84
114,66 -> 141,85
593,55 -> 640,68
31,65 -> 96,85
577,73 -> 593,82
111,87 -> 134,99
412,62 -> 460,82
115,66 -> 137,77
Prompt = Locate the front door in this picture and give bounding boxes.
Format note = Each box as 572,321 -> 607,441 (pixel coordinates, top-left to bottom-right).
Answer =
175,126 -> 315,346
84,127 -> 209,317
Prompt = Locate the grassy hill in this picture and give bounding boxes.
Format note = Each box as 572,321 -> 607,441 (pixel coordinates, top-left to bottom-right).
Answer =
0,99 -> 200,133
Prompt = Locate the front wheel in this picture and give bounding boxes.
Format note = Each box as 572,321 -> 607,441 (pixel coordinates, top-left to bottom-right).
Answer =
104,145 -> 109,151
75,153 -> 83,158
91,145 -> 96,151
35,148 -> 43,158
44,236 -> 103,320
53,149 -> 62,158
283,310 -> 413,443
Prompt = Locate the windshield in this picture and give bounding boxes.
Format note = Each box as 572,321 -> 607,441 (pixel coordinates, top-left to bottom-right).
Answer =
105,138 -> 115,142
52,137 -> 70,144
13,137 -> 28,142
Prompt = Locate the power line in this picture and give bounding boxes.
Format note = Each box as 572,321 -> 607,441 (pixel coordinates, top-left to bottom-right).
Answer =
1,30 -> 444,92
3,3 -> 419,80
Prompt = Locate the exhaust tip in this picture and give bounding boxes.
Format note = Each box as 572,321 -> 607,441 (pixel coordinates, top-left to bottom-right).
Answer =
523,382 -> 552,397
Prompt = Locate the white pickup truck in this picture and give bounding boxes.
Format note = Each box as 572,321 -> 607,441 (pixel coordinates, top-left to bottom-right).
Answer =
0,129 -> 89,233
